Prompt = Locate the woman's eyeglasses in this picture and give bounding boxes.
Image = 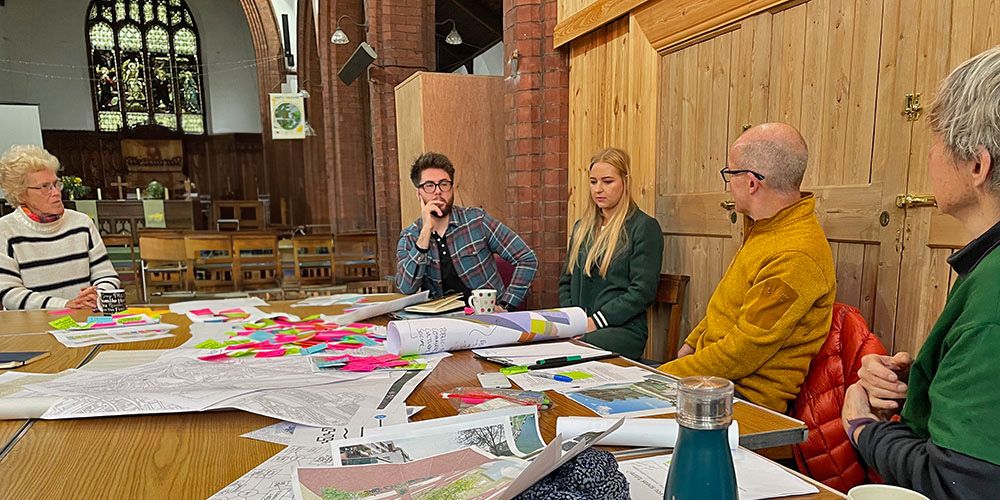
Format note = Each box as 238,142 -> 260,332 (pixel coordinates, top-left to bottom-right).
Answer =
26,181 -> 64,193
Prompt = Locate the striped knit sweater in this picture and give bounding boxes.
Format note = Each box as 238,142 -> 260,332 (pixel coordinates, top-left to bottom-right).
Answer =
0,208 -> 120,310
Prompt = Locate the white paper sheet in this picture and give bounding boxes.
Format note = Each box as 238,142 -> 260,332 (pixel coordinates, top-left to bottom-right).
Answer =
556,416 -> 739,449
564,372 -> 679,418
386,307 -> 588,355
329,405 -> 545,466
620,448 -> 820,500
291,293 -> 395,308
241,421 -> 298,445
323,291 -> 430,325
472,341 -> 612,365
210,445 -> 334,500
288,403 -> 408,445
168,297 -> 268,314
49,323 -> 177,348
507,361 -> 649,392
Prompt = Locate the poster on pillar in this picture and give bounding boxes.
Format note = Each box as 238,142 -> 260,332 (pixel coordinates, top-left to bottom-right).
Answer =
269,93 -> 306,140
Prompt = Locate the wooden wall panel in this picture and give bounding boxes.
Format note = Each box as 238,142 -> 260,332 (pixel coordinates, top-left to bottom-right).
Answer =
394,72 -> 506,227
567,16 -> 658,229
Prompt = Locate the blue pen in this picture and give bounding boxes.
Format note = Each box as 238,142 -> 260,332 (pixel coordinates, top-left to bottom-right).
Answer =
527,371 -> 572,383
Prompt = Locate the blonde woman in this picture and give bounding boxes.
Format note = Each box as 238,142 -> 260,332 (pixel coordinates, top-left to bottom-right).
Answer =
558,148 -> 663,359
0,145 -> 119,310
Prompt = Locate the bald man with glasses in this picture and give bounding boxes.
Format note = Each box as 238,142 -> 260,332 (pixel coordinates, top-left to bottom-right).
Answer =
658,123 -> 837,414
395,152 -> 537,311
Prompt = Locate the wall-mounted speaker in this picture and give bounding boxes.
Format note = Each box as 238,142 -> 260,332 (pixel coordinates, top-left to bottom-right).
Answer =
338,42 -> 377,85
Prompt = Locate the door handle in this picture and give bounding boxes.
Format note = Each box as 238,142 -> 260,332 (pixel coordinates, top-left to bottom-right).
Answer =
895,194 -> 937,208
720,200 -> 736,210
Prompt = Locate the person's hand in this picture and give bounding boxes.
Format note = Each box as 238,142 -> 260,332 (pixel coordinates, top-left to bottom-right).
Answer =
676,343 -> 695,358
841,382 -> 879,443
858,352 -> 912,410
67,286 -> 97,310
494,305 -> 506,313
586,317 -> 597,333
419,197 -> 445,228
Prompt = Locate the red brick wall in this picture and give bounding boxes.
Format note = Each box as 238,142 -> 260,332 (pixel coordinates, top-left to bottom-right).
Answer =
366,0 -> 436,276
503,0 -> 569,308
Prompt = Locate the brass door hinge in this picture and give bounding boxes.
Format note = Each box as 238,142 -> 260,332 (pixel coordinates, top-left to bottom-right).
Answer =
903,93 -> 922,121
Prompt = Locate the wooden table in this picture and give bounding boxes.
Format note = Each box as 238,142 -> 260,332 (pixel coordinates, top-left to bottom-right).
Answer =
0,303 -> 841,499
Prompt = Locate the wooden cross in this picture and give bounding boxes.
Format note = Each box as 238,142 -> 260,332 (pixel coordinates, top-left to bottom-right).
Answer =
111,176 -> 127,200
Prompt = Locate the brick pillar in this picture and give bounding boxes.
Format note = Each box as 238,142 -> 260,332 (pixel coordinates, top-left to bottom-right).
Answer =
314,0 -> 375,232
366,0 -> 436,277
504,0 -> 569,308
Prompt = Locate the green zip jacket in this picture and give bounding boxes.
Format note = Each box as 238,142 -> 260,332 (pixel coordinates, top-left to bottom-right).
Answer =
558,206 -> 663,358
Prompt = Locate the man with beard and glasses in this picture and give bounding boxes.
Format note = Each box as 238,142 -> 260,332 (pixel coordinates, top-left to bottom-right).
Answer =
395,152 -> 537,311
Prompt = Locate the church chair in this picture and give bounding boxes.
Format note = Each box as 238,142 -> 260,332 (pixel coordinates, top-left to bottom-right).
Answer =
138,230 -> 189,302
334,231 -> 378,284
103,233 -> 140,298
291,234 -> 337,289
641,273 -> 690,364
345,280 -> 396,295
232,232 -> 282,298
184,233 -> 236,293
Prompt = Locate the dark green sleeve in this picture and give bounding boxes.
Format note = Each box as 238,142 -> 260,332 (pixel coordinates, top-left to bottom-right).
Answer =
592,214 -> 663,328
559,220 -> 581,308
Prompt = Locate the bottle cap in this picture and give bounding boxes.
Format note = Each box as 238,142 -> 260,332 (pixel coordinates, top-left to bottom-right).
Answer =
675,376 -> 734,430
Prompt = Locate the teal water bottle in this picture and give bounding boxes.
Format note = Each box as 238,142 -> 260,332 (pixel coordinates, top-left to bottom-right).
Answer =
664,376 -> 737,500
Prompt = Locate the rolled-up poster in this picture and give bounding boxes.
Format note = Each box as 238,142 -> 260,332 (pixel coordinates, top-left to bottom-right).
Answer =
385,307 -> 588,355
555,416 -> 739,449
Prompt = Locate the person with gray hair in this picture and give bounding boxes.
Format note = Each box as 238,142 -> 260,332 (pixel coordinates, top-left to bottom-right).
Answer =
659,123 -> 836,414
842,46 -> 1000,496
0,145 -> 119,310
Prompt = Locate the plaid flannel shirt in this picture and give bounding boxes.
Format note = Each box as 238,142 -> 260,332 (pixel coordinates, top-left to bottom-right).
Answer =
395,206 -> 537,309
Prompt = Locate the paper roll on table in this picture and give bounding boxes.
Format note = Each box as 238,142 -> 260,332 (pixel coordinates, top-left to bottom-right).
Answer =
555,416 -> 740,449
385,307 -> 589,355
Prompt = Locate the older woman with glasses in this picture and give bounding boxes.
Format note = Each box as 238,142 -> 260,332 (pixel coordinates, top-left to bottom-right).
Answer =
0,145 -> 119,310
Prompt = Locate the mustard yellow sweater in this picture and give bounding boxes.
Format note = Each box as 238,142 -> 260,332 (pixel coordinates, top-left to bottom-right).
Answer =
659,194 -> 835,413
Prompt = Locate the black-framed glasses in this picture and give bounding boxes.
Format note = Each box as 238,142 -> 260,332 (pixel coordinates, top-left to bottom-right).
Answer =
417,180 -> 453,193
26,181 -> 64,193
719,167 -> 766,184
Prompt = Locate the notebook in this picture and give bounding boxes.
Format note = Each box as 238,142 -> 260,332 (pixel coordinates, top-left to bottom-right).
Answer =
0,351 -> 50,369
402,293 -> 466,314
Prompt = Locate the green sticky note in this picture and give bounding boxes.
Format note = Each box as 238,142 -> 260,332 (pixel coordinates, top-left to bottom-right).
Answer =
400,354 -> 420,361
285,347 -> 301,355
303,314 -> 321,321
558,371 -> 593,380
116,315 -> 144,324
390,363 -> 427,370
227,349 -> 254,357
195,339 -> 226,349
500,365 -> 529,376
224,338 -> 253,345
49,316 -> 81,330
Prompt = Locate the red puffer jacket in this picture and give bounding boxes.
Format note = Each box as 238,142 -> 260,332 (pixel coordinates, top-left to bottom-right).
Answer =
792,303 -> 887,492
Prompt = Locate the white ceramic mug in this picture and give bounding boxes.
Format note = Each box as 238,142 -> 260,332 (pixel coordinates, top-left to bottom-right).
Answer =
468,288 -> 497,314
97,288 -> 127,314
847,485 -> 930,500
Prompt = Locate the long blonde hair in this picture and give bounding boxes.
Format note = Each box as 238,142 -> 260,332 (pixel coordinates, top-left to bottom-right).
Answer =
567,147 -> 635,278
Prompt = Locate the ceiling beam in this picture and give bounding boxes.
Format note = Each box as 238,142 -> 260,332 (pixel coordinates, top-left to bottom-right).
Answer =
444,0 -> 501,38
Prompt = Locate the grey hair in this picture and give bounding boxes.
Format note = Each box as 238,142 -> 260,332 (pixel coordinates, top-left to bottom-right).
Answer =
735,135 -> 808,193
928,45 -> 1000,191
0,145 -> 60,206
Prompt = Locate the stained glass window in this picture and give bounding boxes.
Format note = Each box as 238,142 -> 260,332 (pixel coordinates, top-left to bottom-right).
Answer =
86,0 -> 205,134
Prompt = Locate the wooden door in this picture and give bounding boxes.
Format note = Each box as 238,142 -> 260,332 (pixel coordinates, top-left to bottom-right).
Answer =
890,0 -> 1000,354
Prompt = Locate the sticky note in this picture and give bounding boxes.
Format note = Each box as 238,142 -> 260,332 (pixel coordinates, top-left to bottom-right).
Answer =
124,307 -> 153,316
197,353 -> 231,362
116,315 -> 145,324
87,316 -> 114,323
150,309 -> 170,318
194,339 -> 226,349
390,362 -> 427,370
558,371 -> 593,380
303,314 -> 322,321
227,349 -> 255,357
224,338 -> 253,345
189,308 -> 214,316
248,331 -> 275,342
303,343 -> 328,355
255,349 -> 287,358
49,316 -> 81,330
501,366 -> 530,376
285,347 -> 301,355
47,309 -> 73,315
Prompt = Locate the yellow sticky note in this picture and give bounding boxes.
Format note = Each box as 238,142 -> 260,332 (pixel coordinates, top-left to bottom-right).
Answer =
49,316 -> 81,330
558,371 -> 593,381
124,307 -> 153,316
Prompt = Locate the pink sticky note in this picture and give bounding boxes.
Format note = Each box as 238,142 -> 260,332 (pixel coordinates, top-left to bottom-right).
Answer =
197,353 -> 232,362
226,342 -> 261,350
273,335 -> 299,344
254,349 -> 287,358
329,343 -> 364,350
218,308 -> 245,314
341,363 -> 377,372
380,360 -> 411,368
190,308 -> 214,316
47,309 -> 73,315
348,323 -> 375,329
92,322 -> 117,328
